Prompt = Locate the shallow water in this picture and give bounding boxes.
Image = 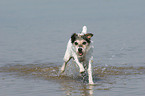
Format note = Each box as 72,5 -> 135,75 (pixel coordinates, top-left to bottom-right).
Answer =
0,64 -> 145,96
0,0 -> 145,96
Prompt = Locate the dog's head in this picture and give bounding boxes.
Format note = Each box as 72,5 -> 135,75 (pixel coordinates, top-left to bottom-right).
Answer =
71,33 -> 93,57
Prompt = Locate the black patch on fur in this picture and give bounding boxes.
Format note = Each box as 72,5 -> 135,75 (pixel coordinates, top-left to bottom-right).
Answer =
71,33 -> 93,44
81,36 -> 90,43
82,36 -> 91,43
71,33 -> 77,43
82,33 -> 93,43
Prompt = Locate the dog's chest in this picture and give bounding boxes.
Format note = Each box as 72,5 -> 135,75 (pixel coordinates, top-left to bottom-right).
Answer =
79,57 -> 85,62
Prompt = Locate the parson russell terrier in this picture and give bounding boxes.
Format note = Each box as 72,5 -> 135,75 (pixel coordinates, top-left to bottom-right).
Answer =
60,26 -> 94,84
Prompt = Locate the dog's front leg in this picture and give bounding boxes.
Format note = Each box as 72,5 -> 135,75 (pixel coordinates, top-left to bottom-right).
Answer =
88,58 -> 94,84
74,57 -> 85,73
60,57 -> 72,74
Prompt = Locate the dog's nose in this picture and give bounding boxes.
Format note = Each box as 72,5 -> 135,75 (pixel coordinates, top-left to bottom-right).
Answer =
78,48 -> 82,52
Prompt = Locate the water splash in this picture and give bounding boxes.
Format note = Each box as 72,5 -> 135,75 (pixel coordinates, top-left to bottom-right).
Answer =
0,64 -> 145,82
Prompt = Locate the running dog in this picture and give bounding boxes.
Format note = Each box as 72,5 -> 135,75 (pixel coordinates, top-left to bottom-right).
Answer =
60,26 -> 94,84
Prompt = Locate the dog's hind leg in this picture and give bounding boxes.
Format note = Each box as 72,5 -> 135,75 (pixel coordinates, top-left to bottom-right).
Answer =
60,57 -> 72,74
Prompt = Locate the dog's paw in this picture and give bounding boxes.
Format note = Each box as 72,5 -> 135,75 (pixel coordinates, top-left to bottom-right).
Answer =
80,68 -> 85,73
89,82 -> 95,85
59,67 -> 65,75
60,68 -> 65,74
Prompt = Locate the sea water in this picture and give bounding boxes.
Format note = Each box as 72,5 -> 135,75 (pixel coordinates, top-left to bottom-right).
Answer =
0,0 -> 145,96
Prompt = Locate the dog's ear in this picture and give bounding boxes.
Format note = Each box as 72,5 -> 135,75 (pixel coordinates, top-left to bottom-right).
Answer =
85,33 -> 93,39
71,33 -> 77,43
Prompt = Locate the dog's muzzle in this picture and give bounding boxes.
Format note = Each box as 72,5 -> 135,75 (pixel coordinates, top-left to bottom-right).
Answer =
78,48 -> 83,56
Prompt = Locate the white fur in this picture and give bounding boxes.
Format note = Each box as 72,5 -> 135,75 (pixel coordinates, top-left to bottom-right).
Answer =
60,26 -> 94,84
81,26 -> 87,34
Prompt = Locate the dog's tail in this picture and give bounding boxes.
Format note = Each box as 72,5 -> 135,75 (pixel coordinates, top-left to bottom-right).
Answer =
81,26 -> 87,34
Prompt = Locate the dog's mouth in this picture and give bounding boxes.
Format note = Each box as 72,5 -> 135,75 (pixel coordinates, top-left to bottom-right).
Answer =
78,52 -> 83,56
78,48 -> 84,56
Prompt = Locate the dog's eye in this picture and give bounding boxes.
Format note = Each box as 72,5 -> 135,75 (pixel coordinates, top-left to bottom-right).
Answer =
82,42 -> 87,45
74,42 -> 78,45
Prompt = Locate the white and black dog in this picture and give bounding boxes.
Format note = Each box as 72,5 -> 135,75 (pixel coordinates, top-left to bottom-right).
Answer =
60,26 -> 94,84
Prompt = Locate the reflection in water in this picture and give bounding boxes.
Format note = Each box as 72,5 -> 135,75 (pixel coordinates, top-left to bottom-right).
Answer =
0,64 -> 145,95
60,79 -> 94,96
